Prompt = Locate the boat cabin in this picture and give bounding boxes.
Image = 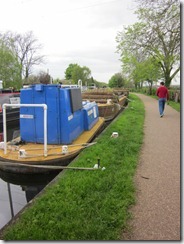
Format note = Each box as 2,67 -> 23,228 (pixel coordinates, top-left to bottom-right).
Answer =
20,84 -> 99,145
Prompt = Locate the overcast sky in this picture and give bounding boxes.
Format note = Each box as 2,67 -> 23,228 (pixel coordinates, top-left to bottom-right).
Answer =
0,0 -> 138,83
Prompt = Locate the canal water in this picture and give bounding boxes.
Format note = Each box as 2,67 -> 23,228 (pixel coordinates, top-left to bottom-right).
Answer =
0,170 -> 60,230
0,178 -> 27,230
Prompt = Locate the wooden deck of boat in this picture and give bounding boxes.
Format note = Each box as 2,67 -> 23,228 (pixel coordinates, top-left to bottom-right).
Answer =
0,117 -> 104,164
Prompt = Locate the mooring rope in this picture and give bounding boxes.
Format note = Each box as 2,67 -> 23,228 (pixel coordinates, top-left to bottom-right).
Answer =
0,161 -> 97,170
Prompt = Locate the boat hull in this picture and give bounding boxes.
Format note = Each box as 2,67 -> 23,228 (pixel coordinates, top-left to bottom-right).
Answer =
98,103 -> 121,121
0,167 -> 59,185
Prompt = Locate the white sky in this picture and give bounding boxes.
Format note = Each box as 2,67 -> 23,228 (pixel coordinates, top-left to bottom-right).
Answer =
0,0 -> 138,83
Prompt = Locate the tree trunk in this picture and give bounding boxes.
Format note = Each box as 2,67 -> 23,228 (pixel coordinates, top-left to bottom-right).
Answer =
174,92 -> 179,103
164,68 -> 172,88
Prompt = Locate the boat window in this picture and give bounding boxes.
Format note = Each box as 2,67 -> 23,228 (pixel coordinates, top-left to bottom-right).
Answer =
70,88 -> 82,113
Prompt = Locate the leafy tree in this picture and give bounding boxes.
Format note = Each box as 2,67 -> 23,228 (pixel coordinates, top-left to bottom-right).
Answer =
65,64 -> 79,80
53,78 -> 62,84
0,41 -> 22,89
133,57 -> 162,89
71,64 -> 84,84
65,63 -> 91,85
108,73 -> 125,88
81,66 -> 91,85
89,78 -> 107,88
116,0 -> 180,87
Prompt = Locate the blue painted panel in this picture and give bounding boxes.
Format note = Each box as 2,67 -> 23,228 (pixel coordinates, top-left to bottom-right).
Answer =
20,87 -> 36,142
59,88 -> 84,144
83,102 -> 99,130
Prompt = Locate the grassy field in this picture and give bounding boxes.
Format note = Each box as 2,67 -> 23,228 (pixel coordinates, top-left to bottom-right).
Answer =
1,94 -> 145,240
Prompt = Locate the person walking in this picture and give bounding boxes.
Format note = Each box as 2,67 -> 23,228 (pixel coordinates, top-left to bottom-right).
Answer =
156,81 -> 169,117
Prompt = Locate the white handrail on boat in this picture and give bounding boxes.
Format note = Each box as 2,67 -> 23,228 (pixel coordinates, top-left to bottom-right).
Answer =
2,103 -> 48,156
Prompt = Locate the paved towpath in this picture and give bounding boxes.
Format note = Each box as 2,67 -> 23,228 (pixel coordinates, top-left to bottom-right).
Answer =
123,93 -> 180,241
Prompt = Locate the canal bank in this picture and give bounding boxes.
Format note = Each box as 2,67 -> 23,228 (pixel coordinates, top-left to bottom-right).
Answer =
0,94 -> 143,240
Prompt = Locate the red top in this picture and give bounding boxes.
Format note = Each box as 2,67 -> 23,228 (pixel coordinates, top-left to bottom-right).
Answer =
156,86 -> 169,100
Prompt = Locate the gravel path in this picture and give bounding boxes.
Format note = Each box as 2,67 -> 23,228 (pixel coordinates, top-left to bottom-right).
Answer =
123,93 -> 180,241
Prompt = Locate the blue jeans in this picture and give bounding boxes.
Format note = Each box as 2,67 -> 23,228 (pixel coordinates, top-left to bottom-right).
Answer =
158,98 -> 166,115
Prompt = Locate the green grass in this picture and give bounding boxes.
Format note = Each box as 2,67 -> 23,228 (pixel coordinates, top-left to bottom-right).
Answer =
1,94 -> 145,240
167,100 -> 180,112
150,95 -> 180,112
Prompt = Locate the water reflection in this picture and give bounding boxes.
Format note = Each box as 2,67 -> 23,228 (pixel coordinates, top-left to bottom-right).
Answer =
0,178 -> 26,229
0,169 -> 60,230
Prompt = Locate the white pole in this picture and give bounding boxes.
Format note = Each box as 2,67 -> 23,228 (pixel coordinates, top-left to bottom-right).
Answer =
78,79 -> 82,91
3,105 -> 7,154
43,105 -> 47,156
2,104 -> 48,156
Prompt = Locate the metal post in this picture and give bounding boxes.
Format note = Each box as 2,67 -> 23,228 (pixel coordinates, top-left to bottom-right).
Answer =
3,105 -> 7,154
7,183 -> 14,218
43,105 -> 47,156
97,158 -> 100,168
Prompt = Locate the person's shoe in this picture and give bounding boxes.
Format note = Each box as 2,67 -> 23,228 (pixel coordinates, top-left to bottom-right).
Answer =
160,114 -> 164,117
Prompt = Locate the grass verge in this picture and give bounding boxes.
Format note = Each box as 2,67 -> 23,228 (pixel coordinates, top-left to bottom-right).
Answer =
150,95 -> 180,112
1,94 -> 145,240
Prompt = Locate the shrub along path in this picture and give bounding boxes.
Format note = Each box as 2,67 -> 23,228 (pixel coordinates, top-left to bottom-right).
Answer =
123,93 -> 180,240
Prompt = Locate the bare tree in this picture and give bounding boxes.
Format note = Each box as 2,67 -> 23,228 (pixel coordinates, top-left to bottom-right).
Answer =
38,71 -> 51,84
0,31 -> 45,83
25,71 -> 51,85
